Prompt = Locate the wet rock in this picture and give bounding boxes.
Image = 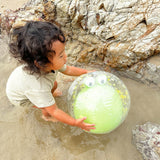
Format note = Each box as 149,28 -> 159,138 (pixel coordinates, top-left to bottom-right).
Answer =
0,9 -> 18,33
132,122 -> 160,160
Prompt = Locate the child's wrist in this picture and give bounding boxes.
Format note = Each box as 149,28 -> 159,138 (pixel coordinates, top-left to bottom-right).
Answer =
83,69 -> 88,74
72,119 -> 77,126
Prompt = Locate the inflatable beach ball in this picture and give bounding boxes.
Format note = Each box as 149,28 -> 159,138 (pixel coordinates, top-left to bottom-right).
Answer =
68,71 -> 130,134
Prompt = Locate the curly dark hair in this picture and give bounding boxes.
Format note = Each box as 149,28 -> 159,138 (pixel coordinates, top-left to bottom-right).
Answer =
9,21 -> 65,74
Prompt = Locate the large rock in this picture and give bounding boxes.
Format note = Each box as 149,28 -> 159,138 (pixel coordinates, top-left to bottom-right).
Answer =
132,122 -> 160,160
0,0 -> 160,85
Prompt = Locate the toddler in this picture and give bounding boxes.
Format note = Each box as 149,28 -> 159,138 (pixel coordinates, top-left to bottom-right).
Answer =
6,21 -> 95,131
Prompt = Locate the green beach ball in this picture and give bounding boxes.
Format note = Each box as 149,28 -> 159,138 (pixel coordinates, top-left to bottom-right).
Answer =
68,71 -> 130,134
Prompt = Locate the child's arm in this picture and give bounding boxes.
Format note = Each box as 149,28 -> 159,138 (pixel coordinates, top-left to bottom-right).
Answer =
43,103 -> 95,131
62,66 -> 93,76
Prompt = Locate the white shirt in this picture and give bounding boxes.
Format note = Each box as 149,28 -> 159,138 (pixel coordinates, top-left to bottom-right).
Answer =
6,64 -> 66,108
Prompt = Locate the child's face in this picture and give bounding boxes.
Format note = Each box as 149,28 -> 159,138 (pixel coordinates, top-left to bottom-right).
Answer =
47,41 -> 67,71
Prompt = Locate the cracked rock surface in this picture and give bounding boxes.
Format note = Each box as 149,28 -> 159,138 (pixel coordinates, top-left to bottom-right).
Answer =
0,0 -> 160,85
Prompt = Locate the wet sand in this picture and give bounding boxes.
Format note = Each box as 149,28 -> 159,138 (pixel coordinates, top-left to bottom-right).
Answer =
1,34 -> 160,160
0,1 -> 160,160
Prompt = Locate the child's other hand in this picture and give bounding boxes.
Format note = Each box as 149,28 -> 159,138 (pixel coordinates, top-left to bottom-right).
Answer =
75,117 -> 96,131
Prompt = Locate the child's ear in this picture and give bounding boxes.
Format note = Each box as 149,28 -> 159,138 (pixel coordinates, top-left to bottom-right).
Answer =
34,60 -> 40,68
34,60 -> 48,72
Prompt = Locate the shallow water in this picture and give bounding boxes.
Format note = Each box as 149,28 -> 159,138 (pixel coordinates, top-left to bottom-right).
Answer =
0,36 -> 160,160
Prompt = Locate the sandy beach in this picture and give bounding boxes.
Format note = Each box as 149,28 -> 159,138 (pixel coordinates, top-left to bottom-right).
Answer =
0,0 -> 28,12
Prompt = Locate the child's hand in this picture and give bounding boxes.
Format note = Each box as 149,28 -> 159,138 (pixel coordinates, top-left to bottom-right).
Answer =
75,117 -> 96,131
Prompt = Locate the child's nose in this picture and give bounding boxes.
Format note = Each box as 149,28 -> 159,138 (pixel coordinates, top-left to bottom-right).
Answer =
64,53 -> 67,60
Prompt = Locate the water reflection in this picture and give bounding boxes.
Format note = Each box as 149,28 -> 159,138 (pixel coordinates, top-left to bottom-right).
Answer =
0,35 -> 160,160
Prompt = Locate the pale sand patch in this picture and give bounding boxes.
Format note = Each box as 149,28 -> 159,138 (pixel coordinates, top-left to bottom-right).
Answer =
0,0 -> 28,12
